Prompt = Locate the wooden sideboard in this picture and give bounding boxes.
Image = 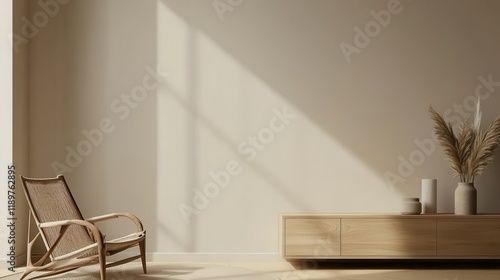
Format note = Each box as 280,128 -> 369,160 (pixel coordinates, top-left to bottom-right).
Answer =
280,214 -> 500,259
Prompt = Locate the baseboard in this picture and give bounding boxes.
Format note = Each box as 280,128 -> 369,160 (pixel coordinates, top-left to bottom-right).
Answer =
109,252 -> 284,263
147,253 -> 284,262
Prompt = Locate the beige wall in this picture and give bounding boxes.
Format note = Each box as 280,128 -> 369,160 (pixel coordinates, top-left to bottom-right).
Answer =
26,0 -> 500,260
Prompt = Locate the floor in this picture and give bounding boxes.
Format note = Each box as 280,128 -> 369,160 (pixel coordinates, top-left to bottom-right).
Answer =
2,261 -> 500,279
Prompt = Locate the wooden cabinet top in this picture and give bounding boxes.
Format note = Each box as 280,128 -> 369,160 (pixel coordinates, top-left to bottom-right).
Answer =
281,213 -> 500,219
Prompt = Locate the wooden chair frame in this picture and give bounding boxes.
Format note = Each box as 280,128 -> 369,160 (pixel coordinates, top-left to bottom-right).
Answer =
21,175 -> 147,280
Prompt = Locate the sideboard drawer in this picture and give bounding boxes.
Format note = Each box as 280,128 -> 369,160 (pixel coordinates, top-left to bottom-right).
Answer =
284,218 -> 340,258
438,219 -> 500,256
341,218 -> 436,256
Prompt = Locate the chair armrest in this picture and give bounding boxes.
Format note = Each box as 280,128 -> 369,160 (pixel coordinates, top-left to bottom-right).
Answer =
40,219 -> 97,230
39,219 -> 75,228
39,219 -> 103,241
86,212 -> 144,232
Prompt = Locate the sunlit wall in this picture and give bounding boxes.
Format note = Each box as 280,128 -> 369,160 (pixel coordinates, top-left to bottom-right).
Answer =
24,0 -> 500,260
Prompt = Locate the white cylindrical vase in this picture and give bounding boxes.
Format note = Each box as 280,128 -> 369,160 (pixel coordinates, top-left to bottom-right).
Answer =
421,179 -> 437,214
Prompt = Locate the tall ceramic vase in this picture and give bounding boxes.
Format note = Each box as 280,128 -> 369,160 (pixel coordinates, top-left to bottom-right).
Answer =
421,179 -> 437,214
455,182 -> 477,215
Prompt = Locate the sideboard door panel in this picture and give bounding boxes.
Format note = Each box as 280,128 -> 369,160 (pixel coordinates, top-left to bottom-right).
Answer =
341,219 -> 436,256
284,218 -> 340,258
438,219 -> 500,256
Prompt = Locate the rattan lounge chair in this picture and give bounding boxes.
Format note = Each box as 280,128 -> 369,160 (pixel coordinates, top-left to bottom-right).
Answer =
21,175 -> 146,280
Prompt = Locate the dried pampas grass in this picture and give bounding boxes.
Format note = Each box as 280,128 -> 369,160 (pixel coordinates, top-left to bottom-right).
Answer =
429,99 -> 500,183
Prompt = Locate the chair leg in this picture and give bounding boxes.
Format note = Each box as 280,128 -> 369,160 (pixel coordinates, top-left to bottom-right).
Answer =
20,268 -> 34,280
139,238 -> 147,274
99,247 -> 106,280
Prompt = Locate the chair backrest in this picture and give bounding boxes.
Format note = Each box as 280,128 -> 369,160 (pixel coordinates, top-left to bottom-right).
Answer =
22,175 -> 95,259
